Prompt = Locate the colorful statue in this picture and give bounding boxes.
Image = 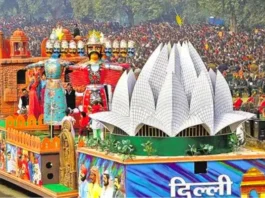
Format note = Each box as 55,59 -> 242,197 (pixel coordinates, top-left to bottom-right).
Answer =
118,40 -> 128,63
69,40 -> 77,56
128,40 -> 135,57
112,40 -> 120,61
53,41 -> 61,56
77,40 -> 85,56
104,39 -> 112,58
45,40 -> 53,56
69,30 -> 130,113
61,40 -> 69,56
27,54 -> 73,125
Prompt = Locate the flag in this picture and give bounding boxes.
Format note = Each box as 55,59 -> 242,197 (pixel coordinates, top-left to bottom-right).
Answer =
205,43 -> 209,51
176,15 -> 183,26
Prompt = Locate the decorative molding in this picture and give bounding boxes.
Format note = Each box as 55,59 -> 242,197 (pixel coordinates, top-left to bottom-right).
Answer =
6,128 -> 60,154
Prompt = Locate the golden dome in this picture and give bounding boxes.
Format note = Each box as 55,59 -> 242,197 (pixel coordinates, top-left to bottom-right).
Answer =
13,29 -> 26,37
11,29 -> 28,42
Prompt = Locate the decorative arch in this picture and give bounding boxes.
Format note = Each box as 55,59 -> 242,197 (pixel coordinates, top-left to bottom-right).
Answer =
59,121 -> 77,190
177,125 -> 209,137
241,167 -> 265,197
136,125 -> 169,137
249,190 -> 259,197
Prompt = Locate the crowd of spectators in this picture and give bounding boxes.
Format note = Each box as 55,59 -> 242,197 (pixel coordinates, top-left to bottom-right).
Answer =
1,16 -> 265,96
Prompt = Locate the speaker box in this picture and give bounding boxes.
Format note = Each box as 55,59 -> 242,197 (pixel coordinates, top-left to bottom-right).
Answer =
253,120 -> 265,141
41,153 -> 60,184
245,120 -> 254,137
194,161 -> 207,174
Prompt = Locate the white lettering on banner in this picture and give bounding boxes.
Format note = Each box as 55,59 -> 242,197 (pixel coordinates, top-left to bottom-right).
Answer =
169,175 -> 233,198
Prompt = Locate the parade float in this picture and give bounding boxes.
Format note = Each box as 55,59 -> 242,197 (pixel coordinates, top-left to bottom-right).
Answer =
0,25 -> 264,198
0,27 -> 133,197
77,42 -> 265,198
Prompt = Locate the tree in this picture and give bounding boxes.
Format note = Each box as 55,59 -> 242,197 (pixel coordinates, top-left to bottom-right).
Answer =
198,0 -> 260,32
0,0 -> 19,17
70,0 -> 172,26
43,0 -> 71,20
17,0 -> 43,21
70,0 -> 95,20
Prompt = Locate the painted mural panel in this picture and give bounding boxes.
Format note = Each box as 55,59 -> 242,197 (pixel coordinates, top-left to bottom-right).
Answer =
77,153 -> 126,198
0,131 -> 6,170
6,144 -> 17,175
31,152 -> 42,186
4,143 -> 42,185
16,148 -> 42,185
126,160 -> 265,197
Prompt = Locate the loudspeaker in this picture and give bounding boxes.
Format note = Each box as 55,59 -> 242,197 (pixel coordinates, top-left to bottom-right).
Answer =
41,153 -> 59,184
194,162 -> 207,174
245,120 -> 254,137
253,120 -> 265,141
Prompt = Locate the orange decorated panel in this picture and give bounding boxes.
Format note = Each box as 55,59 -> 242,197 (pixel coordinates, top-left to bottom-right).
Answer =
53,136 -> 60,150
38,114 -> 45,126
5,127 -> 59,153
41,138 -> 51,150
27,115 -> 37,126
5,116 -> 15,128
5,115 -> 48,130
16,115 -> 26,128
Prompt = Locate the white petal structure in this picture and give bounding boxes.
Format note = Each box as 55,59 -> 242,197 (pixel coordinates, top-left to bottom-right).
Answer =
190,71 -> 214,134
130,79 -> 156,135
179,43 -> 197,104
214,70 -> 233,116
138,44 -> 162,79
188,42 -> 214,96
111,71 -> 130,116
209,69 -> 217,92
148,44 -> 168,104
127,69 -> 136,103
188,41 -> 207,76
90,42 -> 255,136
155,72 -> 189,136
167,44 -> 176,74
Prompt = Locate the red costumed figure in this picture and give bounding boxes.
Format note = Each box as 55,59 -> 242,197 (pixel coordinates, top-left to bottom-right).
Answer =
28,69 -> 41,118
79,112 -> 90,137
247,96 -> 254,103
39,72 -> 47,114
247,90 -> 258,105
233,94 -> 243,110
21,152 -> 30,180
69,30 -> 130,114
259,97 -> 265,114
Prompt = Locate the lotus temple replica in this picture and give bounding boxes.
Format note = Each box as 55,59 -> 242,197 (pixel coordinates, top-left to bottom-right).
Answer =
0,28 -> 264,198
92,42 -> 254,137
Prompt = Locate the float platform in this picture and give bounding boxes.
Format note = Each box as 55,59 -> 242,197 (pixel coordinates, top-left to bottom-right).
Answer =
77,146 -> 265,198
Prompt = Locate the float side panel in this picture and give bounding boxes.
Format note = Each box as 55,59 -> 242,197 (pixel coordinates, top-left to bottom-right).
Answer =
125,159 -> 265,197
77,152 -> 127,198
111,133 -> 232,156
